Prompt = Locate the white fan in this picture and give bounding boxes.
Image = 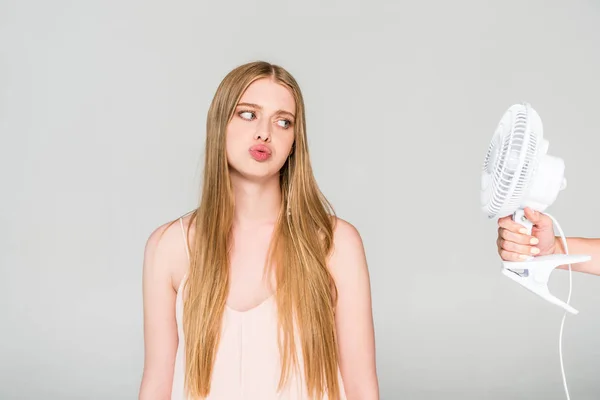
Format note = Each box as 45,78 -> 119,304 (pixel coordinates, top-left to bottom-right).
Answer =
481,102 -> 591,400
481,102 -> 590,313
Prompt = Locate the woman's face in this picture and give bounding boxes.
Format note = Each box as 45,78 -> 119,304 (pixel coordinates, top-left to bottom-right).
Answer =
225,78 -> 296,182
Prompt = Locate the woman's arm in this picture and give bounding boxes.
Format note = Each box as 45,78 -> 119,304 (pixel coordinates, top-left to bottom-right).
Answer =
329,218 -> 379,400
138,223 -> 181,400
555,237 -> 600,276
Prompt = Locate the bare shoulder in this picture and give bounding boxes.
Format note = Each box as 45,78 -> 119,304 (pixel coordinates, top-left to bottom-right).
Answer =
143,212 -> 194,292
331,216 -> 364,246
327,216 -> 368,275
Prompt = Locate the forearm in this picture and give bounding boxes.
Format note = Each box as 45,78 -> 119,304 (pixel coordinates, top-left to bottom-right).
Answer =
555,237 -> 600,276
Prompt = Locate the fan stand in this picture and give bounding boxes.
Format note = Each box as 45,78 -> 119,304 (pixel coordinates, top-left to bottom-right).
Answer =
502,209 -> 591,315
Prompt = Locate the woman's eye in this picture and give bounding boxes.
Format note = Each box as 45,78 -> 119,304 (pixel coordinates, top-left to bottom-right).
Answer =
239,111 -> 255,120
277,119 -> 291,129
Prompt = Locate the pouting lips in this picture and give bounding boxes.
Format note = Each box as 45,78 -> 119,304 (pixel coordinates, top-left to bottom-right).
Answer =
250,144 -> 271,154
249,145 -> 272,161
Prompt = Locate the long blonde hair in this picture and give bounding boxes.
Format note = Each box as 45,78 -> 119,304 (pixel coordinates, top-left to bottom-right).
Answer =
182,61 -> 340,399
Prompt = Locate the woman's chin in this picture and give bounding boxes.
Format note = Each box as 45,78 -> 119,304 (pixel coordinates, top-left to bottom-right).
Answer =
229,165 -> 279,183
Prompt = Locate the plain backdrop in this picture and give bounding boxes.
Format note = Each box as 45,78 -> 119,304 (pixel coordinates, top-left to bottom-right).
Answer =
1,0 -> 600,399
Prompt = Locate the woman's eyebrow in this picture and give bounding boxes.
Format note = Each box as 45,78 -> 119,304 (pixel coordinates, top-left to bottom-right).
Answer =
237,102 -> 295,119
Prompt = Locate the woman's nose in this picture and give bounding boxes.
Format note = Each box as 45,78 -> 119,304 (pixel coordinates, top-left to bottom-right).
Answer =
255,120 -> 271,142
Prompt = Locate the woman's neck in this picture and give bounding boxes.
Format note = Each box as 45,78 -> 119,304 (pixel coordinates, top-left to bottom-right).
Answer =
230,174 -> 282,229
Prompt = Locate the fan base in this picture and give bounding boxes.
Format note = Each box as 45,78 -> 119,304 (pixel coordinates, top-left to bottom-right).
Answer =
501,253 -> 591,315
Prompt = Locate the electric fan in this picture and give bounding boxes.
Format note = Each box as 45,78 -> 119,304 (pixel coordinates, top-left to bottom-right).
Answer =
481,102 -> 592,400
481,102 -> 590,314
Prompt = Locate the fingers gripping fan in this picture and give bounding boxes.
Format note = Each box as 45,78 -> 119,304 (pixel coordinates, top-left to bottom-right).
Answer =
481,103 -> 590,314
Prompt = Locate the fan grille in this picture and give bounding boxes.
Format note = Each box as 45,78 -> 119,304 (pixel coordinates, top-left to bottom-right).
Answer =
482,106 -> 539,218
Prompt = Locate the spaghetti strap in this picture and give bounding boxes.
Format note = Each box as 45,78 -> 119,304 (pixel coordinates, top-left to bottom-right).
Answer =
179,217 -> 190,263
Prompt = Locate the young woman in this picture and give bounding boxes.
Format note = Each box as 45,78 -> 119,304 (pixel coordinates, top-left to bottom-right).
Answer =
138,61 -> 379,400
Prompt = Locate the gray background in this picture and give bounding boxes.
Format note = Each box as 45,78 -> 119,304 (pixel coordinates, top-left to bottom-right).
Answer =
2,0 -> 599,399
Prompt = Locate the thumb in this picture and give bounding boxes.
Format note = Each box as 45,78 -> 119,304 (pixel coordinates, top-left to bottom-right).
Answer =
523,207 -> 552,229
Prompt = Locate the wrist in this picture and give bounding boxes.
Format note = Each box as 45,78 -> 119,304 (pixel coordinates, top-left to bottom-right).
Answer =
552,236 -> 564,255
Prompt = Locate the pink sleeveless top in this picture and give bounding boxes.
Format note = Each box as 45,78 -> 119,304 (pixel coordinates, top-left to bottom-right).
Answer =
170,217 -> 347,399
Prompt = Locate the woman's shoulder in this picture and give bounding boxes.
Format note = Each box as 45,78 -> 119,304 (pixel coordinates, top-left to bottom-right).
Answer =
327,216 -> 367,270
327,216 -> 371,307
329,216 -> 364,248
143,210 -> 196,292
